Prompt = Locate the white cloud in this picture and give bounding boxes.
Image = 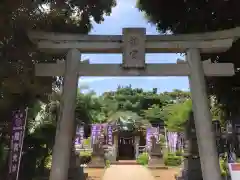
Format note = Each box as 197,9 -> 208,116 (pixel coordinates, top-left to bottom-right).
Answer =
78,76 -> 171,84
79,77 -> 113,83
181,88 -> 190,91
109,0 -> 136,19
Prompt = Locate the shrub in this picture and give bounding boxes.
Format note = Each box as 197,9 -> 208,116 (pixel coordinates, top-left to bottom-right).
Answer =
83,137 -> 91,146
104,148 -> 115,162
44,155 -> 52,169
44,151 -> 93,168
219,157 -> 228,177
159,134 -> 166,143
105,160 -> 110,168
137,152 -> 149,166
80,151 -> 92,157
79,151 -> 92,164
0,143 -> 8,169
165,152 -> 175,157
164,152 -> 182,166
175,150 -> 183,156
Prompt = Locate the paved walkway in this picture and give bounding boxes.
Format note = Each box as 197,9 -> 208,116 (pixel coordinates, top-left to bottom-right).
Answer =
102,165 -> 155,180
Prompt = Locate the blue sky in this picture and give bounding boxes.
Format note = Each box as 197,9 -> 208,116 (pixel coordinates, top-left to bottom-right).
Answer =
79,0 -> 189,95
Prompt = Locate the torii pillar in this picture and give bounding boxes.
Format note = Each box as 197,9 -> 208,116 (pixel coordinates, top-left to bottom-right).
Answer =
187,49 -> 222,180
49,49 -> 80,180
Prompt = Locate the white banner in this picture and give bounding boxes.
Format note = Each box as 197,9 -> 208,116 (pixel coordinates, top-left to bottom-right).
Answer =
228,163 -> 240,180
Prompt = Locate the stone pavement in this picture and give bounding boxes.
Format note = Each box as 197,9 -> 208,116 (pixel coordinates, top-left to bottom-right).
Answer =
102,165 -> 155,180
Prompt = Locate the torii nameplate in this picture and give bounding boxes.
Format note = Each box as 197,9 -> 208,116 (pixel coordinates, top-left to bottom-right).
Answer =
122,28 -> 146,69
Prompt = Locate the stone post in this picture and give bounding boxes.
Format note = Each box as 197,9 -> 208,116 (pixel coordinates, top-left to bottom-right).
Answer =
148,136 -> 163,167
135,136 -> 140,159
49,49 -> 80,180
88,134 -> 105,168
187,48 -> 221,180
114,134 -> 118,160
179,111 -> 203,180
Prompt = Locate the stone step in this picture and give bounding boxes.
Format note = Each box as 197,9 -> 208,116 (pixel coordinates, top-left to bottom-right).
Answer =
87,156 -> 105,168
147,165 -> 168,169
112,160 -> 138,165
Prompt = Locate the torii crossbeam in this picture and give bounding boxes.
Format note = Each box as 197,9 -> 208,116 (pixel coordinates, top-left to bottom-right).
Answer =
28,27 -> 240,180
35,60 -> 234,77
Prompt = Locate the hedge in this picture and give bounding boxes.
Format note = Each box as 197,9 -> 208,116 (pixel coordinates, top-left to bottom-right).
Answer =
164,152 -> 182,166
137,152 -> 149,166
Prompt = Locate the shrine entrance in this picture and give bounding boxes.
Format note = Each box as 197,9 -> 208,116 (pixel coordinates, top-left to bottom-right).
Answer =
117,132 -> 135,160
28,27 -> 240,180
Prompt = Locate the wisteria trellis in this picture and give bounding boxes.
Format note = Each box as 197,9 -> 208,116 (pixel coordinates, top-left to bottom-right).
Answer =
75,125 -> 84,146
167,132 -> 179,152
146,127 -> 159,150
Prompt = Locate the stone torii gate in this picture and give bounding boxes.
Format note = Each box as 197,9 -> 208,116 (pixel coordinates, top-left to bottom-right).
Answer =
28,27 -> 240,180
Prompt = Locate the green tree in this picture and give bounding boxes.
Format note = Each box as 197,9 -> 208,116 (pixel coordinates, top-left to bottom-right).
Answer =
0,0 -> 116,134
76,90 -> 105,124
142,104 -> 164,123
102,86 -> 169,115
1,1 -> 116,177
161,89 -> 191,103
107,111 -> 150,131
137,0 -> 240,122
163,100 -> 192,132
161,97 -> 224,132
137,0 -> 240,33
210,96 -> 225,126
101,87 -> 193,130
18,87 -> 107,179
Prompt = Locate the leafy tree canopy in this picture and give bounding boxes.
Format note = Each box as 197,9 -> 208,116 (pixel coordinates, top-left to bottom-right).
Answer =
137,0 -> 240,33
137,0 -> 240,118
162,99 -> 192,132
0,0 -> 116,123
107,111 -> 150,131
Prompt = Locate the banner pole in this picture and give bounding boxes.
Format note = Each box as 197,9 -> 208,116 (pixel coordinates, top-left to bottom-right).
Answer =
16,107 -> 28,180
164,126 -> 168,149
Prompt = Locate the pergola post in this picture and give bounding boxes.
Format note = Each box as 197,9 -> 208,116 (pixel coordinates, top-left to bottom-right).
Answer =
187,48 -> 222,180
49,49 -> 80,180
